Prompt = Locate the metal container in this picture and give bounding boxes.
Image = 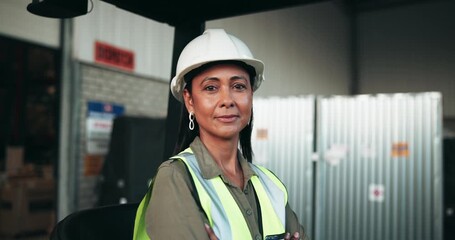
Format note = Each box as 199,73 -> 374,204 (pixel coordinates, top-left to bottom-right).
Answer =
252,95 -> 316,237
315,92 -> 443,240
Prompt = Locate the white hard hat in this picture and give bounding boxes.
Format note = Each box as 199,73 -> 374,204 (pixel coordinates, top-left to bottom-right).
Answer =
170,29 -> 265,102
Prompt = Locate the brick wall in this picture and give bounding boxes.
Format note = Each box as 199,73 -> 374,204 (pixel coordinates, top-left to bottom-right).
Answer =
77,63 -> 169,209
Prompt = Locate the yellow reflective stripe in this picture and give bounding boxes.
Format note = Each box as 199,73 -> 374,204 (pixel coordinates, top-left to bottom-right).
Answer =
250,176 -> 285,237
181,154 -> 215,227
255,165 -> 288,203
181,148 -> 193,155
179,151 -> 252,239
210,177 -> 252,239
133,183 -> 152,240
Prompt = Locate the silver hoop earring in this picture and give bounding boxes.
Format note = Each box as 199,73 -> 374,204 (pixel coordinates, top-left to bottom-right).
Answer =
189,112 -> 195,130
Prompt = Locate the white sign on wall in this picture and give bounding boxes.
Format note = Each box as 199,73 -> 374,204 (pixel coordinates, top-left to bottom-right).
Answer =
369,184 -> 385,202
86,101 -> 124,155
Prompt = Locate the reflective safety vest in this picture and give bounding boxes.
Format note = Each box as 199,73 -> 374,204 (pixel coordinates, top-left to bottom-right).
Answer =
133,148 -> 287,240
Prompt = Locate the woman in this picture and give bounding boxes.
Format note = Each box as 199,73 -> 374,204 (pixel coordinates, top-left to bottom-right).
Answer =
133,29 -> 305,240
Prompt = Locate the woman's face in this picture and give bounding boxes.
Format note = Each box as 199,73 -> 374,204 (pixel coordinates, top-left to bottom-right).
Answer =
183,63 -> 253,141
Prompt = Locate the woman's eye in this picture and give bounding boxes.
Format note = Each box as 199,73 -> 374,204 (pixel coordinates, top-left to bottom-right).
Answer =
233,83 -> 247,90
204,85 -> 217,91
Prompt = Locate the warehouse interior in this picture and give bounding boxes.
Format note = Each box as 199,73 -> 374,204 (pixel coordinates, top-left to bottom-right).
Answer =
0,0 -> 454,239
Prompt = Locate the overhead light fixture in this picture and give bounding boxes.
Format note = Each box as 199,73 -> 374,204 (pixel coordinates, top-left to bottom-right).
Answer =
27,0 -> 88,18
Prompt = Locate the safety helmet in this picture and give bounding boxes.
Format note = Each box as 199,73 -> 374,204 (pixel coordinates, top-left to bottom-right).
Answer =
170,29 -> 265,102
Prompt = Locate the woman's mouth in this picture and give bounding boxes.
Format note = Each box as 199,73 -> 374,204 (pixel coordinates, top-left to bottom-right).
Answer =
216,115 -> 238,123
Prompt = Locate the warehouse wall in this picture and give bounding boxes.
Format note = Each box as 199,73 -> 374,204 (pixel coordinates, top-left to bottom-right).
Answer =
357,0 -> 455,118
73,0 -> 174,80
207,1 -> 352,97
0,0 -> 60,47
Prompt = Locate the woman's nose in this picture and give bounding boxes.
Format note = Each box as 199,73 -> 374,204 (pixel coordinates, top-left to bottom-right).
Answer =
220,88 -> 234,108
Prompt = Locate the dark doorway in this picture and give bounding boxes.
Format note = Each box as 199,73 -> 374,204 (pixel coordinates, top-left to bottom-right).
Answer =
0,35 -> 60,171
444,138 -> 455,240
0,35 -> 60,238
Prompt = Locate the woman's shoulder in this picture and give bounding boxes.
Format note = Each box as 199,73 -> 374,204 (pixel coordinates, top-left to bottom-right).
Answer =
153,158 -> 195,192
157,158 -> 189,176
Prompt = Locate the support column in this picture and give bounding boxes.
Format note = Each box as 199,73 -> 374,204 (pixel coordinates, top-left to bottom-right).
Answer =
57,18 -> 79,220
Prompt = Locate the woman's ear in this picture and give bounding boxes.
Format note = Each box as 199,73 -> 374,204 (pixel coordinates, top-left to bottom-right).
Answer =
183,89 -> 194,113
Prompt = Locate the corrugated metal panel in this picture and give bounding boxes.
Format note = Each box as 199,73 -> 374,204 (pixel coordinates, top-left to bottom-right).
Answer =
315,92 -> 443,240
252,95 -> 315,237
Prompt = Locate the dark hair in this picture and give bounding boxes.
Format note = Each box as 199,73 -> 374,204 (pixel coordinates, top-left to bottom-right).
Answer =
173,60 -> 256,162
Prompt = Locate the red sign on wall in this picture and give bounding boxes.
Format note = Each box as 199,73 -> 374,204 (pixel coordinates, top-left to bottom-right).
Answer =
94,41 -> 135,71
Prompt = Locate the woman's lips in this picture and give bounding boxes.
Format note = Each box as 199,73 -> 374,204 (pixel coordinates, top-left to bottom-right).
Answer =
216,115 -> 239,123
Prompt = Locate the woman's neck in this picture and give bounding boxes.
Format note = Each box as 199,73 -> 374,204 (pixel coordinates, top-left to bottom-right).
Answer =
199,134 -> 240,174
199,135 -> 245,188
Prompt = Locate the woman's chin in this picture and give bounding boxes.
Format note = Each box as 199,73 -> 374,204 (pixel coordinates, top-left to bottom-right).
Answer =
201,128 -> 241,141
